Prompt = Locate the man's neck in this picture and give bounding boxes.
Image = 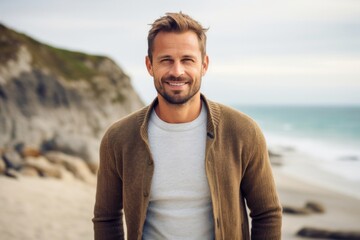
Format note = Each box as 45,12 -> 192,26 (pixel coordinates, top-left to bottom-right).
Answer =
155,94 -> 202,124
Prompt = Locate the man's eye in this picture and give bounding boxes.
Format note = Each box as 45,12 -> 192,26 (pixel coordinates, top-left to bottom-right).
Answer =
160,59 -> 171,63
183,58 -> 194,62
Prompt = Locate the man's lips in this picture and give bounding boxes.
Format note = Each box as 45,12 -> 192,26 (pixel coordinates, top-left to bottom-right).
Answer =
162,76 -> 191,90
163,76 -> 191,85
167,82 -> 186,86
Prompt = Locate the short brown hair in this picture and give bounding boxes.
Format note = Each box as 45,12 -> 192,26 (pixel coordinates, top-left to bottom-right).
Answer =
147,12 -> 208,62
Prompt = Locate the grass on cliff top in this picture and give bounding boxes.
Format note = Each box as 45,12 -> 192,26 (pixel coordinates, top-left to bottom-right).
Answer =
41,45 -> 106,80
0,23 -> 108,81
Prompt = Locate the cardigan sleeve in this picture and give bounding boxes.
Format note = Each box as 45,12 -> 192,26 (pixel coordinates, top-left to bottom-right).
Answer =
93,131 -> 125,240
241,124 -> 282,240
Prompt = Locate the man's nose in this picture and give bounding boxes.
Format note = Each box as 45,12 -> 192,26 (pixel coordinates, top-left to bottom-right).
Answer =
169,61 -> 185,78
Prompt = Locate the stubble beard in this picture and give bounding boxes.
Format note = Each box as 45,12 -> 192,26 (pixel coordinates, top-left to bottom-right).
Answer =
155,75 -> 201,105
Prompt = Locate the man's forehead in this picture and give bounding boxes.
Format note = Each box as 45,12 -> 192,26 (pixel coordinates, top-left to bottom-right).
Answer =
152,31 -> 201,53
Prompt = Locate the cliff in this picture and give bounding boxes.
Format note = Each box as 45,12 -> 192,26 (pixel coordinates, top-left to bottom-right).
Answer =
0,23 -> 144,174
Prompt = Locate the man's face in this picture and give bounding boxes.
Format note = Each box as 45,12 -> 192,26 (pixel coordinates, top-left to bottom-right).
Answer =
146,31 -> 209,105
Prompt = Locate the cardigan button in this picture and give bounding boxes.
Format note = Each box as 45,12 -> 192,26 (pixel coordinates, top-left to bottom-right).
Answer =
207,132 -> 214,139
148,160 -> 153,166
143,191 -> 149,197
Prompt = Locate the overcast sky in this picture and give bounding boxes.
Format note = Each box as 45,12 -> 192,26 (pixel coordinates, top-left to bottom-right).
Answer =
1,0 -> 359,105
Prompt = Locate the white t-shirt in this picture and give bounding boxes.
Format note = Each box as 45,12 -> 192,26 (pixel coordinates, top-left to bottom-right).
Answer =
143,105 -> 214,239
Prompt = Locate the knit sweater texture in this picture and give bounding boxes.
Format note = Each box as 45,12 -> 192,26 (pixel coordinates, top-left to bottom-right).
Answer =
93,94 -> 282,240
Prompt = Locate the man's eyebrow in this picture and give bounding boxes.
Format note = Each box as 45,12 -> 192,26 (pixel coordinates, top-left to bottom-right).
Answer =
156,54 -> 197,61
182,54 -> 196,59
157,55 -> 172,60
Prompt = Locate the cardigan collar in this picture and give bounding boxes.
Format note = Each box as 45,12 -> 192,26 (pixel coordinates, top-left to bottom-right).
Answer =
138,93 -> 220,141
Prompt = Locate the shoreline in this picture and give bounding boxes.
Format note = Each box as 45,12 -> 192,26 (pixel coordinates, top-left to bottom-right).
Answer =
271,148 -> 360,239
274,166 -> 360,239
0,149 -> 360,239
270,146 -> 360,200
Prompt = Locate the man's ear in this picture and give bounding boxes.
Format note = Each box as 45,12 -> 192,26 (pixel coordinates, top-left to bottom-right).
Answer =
145,56 -> 154,76
202,55 -> 209,76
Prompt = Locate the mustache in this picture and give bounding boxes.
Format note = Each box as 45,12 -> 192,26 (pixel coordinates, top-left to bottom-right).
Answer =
162,75 -> 191,82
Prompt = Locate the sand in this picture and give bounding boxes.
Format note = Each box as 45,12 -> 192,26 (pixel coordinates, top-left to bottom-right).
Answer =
273,149 -> 360,239
1,151 -> 360,240
0,176 -> 95,240
275,169 -> 360,239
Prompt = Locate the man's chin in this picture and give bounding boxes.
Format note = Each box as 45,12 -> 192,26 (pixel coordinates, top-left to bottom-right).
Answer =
165,97 -> 189,105
161,93 -> 192,105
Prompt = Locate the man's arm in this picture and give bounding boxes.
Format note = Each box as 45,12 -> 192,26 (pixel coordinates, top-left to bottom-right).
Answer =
241,126 -> 282,239
93,132 -> 124,240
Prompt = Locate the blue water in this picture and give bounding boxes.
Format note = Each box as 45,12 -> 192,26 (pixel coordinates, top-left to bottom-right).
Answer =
234,105 -> 360,178
234,105 -> 360,151
234,105 -> 360,197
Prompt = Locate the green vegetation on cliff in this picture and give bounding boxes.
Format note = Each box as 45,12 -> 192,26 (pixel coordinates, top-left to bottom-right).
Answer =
0,23 -> 107,81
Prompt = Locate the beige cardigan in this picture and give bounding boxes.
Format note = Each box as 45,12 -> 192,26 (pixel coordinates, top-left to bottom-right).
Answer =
93,95 -> 282,240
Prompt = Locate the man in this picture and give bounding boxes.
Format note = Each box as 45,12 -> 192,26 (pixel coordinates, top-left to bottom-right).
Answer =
93,12 -> 282,240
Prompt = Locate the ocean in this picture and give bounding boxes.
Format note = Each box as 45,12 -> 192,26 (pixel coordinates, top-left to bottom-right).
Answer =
234,105 -> 360,198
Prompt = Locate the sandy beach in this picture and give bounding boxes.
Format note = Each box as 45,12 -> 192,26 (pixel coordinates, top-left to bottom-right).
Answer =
275,168 -> 360,239
0,176 -> 96,240
273,148 -> 360,239
1,150 -> 360,240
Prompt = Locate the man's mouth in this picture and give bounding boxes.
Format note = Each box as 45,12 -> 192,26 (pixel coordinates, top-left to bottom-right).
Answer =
168,82 -> 186,86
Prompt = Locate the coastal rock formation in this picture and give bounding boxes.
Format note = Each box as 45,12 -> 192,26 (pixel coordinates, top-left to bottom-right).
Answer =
297,227 -> 360,239
283,201 -> 325,215
0,23 -> 144,177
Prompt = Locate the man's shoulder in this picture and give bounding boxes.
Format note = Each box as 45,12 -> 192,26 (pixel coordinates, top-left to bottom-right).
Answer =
207,100 -> 257,127
208,100 -> 266,144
